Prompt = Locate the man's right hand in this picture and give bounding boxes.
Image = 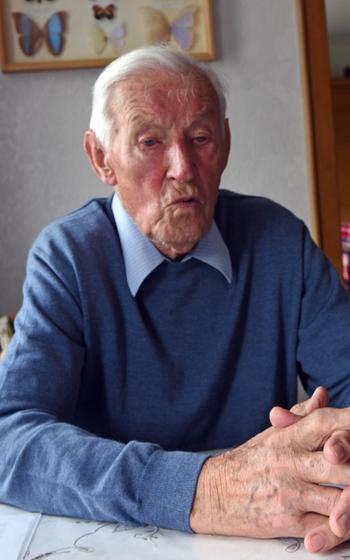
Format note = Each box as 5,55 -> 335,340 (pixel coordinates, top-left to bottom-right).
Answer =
270,387 -> 350,552
190,407 -> 350,552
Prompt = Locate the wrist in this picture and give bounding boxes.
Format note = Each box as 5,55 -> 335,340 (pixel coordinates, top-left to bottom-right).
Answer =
190,455 -> 221,534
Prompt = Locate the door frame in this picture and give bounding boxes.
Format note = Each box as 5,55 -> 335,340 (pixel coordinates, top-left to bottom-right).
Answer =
296,0 -> 341,273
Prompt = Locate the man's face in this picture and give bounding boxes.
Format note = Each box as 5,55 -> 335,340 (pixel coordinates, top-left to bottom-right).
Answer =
103,71 -> 230,259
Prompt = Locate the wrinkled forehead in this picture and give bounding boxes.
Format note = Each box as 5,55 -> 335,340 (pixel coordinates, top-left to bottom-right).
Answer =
107,69 -> 221,124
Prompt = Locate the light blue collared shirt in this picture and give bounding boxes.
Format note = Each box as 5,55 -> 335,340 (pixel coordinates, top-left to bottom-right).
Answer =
112,194 -> 232,296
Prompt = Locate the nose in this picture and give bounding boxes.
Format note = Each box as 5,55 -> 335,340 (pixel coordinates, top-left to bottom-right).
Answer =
166,141 -> 194,184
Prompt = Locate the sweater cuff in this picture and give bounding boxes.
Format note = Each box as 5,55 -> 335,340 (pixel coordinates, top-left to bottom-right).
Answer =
138,449 -> 209,531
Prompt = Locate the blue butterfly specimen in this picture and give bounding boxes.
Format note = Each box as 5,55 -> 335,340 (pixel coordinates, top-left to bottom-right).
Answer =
12,11 -> 67,56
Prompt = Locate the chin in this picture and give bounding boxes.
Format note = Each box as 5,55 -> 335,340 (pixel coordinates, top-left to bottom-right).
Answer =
154,232 -> 204,254
151,215 -> 211,248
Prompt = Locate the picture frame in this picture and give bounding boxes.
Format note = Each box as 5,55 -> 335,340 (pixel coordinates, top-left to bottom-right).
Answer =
0,0 -> 215,73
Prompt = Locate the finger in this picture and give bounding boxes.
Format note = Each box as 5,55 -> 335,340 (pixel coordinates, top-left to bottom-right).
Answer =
269,387 -> 328,429
300,482 -> 340,518
305,519 -> 350,553
294,449 -> 350,486
329,486 -> 350,537
301,486 -> 349,550
291,386 -> 328,415
304,487 -> 350,552
324,431 -> 350,464
291,407 -> 350,451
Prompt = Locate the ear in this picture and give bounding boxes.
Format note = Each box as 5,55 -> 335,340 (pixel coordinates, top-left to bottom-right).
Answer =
83,129 -> 117,186
221,118 -> 231,171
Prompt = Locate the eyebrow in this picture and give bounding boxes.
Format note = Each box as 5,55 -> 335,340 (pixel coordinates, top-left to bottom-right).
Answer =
190,109 -> 218,126
194,108 -> 217,120
126,106 -> 219,135
130,115 -> 156,130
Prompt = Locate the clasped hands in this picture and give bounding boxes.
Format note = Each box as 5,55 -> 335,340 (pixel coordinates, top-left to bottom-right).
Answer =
190,387 -> 350,553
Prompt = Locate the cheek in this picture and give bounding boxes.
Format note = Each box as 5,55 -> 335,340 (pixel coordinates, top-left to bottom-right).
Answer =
128,153 -> 165,189
196,157 -> 223,191
121,167 -> 165,222
196,145 -> 225,175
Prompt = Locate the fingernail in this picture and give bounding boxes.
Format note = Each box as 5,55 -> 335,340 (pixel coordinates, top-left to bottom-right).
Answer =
308,533 -> 325,552
333,442 -> 346,461
338,513 -> 350,534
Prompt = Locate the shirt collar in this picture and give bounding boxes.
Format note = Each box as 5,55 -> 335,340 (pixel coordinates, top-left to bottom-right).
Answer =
112,193 -> 232,296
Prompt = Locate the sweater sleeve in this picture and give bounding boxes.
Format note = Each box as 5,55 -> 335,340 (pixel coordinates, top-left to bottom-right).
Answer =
0,236 -> 206,531
297,226 -> 350,406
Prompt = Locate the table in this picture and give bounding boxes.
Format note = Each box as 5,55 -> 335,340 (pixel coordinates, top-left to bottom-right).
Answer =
1,503 -> 350,560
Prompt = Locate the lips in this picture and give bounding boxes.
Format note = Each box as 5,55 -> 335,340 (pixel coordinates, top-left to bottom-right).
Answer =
175,197 -> 196,204
163,186 -> 202,209
170,195 -> 201,206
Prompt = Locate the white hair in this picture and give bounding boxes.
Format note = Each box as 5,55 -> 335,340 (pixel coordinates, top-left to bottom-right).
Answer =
89,45 -> 227,149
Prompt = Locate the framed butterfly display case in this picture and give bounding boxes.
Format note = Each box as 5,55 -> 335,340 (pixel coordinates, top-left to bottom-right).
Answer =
0,0 -> 215,72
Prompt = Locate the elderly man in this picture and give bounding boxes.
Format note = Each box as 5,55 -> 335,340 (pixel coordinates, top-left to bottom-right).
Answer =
0,46 -> 350,554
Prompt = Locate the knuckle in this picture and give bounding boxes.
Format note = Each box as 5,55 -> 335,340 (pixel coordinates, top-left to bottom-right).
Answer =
297,449 -> 331,482
311,407 -> 328,424
324,490 -> 339,512
307,408 -> 330,439
316,459 -> 333,482
336,431 -> 350,449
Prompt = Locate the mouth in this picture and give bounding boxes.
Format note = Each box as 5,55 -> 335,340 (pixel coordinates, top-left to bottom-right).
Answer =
171,196 -> 200,207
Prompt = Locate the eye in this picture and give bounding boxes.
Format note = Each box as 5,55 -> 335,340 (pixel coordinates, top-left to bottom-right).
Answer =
141,138 -> 158,148
193,135 -> 209,145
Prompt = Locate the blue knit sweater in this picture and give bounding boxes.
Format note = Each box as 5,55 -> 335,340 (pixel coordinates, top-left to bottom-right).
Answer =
0,190 -> 349,531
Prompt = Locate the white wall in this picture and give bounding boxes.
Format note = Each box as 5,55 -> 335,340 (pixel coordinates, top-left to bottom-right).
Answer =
325,0 -> 350,77
326,0 -> 350,35
0,0 -> 310,313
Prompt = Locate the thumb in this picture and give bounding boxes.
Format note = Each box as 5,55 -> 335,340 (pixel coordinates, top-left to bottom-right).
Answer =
270,386 -> 329,428
269,407 -> 301,428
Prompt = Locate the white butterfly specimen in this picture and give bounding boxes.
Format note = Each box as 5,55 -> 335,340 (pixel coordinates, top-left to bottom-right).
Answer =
139,6 -> 197,50
88,21 -> 125,55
